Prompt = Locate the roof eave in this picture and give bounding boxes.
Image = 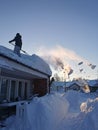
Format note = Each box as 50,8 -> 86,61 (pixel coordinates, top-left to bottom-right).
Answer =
0,53 -> 51,77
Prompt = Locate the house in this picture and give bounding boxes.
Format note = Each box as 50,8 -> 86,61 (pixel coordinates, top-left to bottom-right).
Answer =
88,80 -> 98,92
0,45 -> 52,118
68,83 -> 81,91
65,81 -> 81,91
50,81 -> 66,92
65,80 -> 90,93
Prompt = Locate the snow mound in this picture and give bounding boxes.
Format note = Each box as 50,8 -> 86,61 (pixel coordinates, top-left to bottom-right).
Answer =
26,94 -> 69,130
63,90 -> 88,113
75,97 -> 98,130
2,91 -> 98,130
3,93 -> 69,130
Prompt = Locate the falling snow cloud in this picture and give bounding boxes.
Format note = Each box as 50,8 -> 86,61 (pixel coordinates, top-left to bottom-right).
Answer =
37,45 -> 90,67
38,45 -> 86,62
37,45 -> 97,79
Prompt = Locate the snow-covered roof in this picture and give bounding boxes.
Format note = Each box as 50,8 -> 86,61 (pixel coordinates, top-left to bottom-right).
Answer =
66,81 -> 74,87
0,45 -> 52,76
66,80 -> 88,87
52,81 -> 66,87
87,80 -> 98,87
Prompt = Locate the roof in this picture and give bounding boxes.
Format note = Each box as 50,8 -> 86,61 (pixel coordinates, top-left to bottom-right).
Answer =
0,45 -> 52,76
66,80 -> 87,87
87,80 -> 98,86
52,81 -> 66,87
69,83 -> 81,87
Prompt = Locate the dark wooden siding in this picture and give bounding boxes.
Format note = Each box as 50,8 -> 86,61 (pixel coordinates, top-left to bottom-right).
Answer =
33,79 -> 48,96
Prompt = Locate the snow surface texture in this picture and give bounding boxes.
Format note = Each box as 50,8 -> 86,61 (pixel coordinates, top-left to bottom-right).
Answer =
0,46 -> 52,76
1,91 -> 98,130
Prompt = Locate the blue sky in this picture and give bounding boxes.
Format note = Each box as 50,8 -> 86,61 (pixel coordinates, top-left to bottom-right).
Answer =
0,0 -> 98,79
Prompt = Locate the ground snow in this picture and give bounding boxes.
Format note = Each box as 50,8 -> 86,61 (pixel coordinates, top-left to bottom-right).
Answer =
1,91 -> 98,130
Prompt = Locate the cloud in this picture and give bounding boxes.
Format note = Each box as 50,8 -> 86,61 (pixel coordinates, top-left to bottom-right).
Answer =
37,45 -> 89,64
37,45 -> 96,79
37,45 -> 81,76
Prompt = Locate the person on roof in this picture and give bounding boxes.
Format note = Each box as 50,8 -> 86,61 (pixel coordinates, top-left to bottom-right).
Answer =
9,33 -> 22,56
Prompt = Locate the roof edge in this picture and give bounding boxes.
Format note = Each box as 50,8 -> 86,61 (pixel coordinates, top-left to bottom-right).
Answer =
0,53 -> 51,77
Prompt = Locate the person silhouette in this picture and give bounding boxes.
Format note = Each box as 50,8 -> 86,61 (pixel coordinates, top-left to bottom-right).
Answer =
9,33 -> 22,56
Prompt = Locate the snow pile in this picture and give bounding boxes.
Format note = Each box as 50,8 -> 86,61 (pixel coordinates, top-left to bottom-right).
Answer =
79,98 -> 98,130
2,93 -> 69,130
58,91 -> 98,130
1,91 -> 98,130
0,45 -> 52,75
26,93 -> 69,130
63,90 -> 88,113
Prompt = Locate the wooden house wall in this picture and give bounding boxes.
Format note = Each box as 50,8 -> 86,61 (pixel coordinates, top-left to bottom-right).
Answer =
0,56 -> 51,101
33,79 -> 48,96
89,86 -> 98,92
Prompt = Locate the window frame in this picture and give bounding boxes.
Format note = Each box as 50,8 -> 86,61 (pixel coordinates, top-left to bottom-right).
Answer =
0,76 -> 30,102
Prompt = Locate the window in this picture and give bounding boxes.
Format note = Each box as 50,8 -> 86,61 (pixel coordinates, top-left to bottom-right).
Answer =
10,80 -> 16,101
0,79 -> 8,102
24,82 -> 28,99
0,76 -> 30,102
18,81 -> 22,99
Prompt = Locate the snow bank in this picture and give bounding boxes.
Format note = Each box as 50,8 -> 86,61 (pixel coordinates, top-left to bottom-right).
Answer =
58,91 -> 98,130
63,90 -> 88,113
1,91 -> 98,130
2,93 -> 69,130
26,93 -> 69,130
78,98 -> 98,130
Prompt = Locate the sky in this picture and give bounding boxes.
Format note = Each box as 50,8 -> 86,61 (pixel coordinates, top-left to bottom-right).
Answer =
0,0 -> 98,79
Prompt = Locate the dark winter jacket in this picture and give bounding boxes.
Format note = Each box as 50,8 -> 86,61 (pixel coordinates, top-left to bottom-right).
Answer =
9,33 -> 22,49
